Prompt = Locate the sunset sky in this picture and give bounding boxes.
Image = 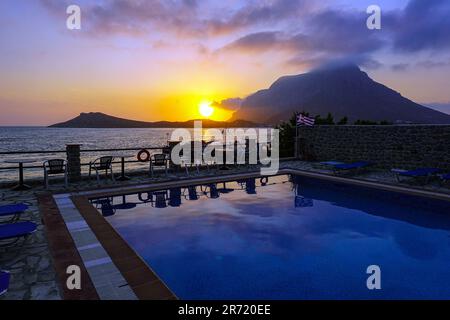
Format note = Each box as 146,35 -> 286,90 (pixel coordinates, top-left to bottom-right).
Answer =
1,0 -> 450,125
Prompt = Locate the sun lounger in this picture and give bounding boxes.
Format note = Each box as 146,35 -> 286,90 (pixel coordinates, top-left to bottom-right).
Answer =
0,221 -> 37,245
320,161 -> 346,166
0,203 -> 28,221
313,161 -> 345,170
394,168 -> 441,184
0,270 -> 10,296
332,161 -> 373,174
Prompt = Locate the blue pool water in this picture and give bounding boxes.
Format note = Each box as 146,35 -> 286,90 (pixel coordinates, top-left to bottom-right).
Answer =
91,175 -> 450,299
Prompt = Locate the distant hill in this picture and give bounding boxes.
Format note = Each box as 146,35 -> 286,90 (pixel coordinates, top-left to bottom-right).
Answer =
232,64 -> 450,124
49,112 -> 260,128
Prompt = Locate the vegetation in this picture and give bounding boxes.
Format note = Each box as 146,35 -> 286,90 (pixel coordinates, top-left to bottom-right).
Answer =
276,112 -> 393,157
276,112 -> 298,158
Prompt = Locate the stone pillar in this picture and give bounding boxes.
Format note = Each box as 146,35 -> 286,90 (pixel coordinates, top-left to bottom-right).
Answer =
66,144 -> 82,182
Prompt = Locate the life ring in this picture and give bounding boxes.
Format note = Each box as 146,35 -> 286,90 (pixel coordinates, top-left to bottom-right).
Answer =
137,149 -> 150,162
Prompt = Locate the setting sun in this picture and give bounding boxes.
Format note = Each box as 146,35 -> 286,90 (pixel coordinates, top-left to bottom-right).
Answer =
199,101 -> 214,118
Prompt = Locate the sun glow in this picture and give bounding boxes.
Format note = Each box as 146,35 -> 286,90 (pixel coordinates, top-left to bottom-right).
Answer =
199,101 -> 214,118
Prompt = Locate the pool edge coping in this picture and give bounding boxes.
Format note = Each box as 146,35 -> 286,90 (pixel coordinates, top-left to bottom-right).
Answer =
73,168 -> 450,202
37,193 -> 100,300
71,194 -> 178,300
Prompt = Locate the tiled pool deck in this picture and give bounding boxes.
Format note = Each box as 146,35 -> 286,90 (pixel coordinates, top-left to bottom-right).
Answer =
1,160 -> 449,300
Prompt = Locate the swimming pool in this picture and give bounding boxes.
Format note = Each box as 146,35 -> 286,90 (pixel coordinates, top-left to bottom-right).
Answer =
90,174 -> 450,299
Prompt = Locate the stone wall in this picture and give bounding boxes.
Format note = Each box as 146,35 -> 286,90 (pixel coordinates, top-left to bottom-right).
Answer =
297,125 -> 450,170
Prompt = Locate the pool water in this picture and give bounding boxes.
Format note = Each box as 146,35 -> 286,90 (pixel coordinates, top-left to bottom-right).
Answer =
91,175 -> 450,299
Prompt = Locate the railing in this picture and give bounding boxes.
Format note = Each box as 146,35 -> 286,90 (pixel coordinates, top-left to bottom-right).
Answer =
0,142 -> 284,186
0,146 -> 167,184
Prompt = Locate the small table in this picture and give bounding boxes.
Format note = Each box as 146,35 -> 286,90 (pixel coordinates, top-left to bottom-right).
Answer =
4,159 -> 37,191
111,154 -> 135,181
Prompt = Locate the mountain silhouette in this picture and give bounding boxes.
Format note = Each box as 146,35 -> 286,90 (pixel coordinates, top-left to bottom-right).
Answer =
49,112 -> 259,128
233,64 -> 450,124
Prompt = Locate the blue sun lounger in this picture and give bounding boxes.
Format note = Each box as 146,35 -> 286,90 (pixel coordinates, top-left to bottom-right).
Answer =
0,221 -> 37,245
0,203 -> 28,221
319,161 -> 345,166
0,270 -> 10,296
332,161 -> 373,174
395,168 -> 441,184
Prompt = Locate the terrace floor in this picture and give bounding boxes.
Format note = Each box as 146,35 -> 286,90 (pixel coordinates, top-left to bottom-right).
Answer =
1,160 -> 449,300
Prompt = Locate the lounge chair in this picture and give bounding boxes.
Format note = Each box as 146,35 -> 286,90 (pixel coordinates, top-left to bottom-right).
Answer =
314,161 -> 346,170
319,161 -> 346,166
393,168 -> 441,184
149,154 -> 169,177
89,156 -> 115,183
0,221 -> 37,246
0,203 -> 28,222
43,159 -> 68,188
0,270 -> 10,296
332,161 -> 373,174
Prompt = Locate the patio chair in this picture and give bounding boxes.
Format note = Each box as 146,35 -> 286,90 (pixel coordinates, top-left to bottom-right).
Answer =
149,154 -> 168,177
0,270 -> 10,296
393,168 -> 441,184
0,203 -> 28,223
332,161 -> 374,175
43,159 -> 68,188
0,221 -> 37,246
89,156 -> 115,183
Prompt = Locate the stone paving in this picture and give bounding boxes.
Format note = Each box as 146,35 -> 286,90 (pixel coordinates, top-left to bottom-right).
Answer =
0,160 -> 448,300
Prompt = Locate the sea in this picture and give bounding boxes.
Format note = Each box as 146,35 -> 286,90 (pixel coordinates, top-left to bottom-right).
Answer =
0,127 -> 212,182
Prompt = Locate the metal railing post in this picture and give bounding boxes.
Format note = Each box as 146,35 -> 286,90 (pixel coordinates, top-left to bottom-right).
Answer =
66,144 -> 82,182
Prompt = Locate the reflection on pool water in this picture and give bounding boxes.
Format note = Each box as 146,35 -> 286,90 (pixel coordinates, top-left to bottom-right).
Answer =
90,175 -> 450,299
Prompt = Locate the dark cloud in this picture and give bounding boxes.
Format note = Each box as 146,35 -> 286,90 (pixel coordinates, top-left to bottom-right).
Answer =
391,63 -> 410,72
40,0 -> 450,69
40,0 -> 201,36
390,0 -> 450,52
221,7 -> 385,70
221,32 -> 291,53
416,60 -> 450,69
214,98 -> 243,111
40,0 -> 310,37
205,0 -> 310,35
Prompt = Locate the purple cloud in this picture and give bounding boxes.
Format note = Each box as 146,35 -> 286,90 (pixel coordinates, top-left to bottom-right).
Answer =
390,0 -> 450,52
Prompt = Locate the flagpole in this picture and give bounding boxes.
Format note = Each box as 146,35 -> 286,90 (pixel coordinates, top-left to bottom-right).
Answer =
295,114 -> 299,159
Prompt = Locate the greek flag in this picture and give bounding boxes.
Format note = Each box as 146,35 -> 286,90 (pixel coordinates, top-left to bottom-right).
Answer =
297,114 -> 315,126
